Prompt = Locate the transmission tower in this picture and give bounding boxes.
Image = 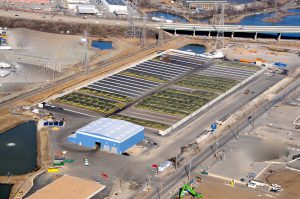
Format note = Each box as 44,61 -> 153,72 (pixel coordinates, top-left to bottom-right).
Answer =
213,3 -> 225,50
51,0 -> 63,20
125,4 -> 138,38
140,15 -> 147,48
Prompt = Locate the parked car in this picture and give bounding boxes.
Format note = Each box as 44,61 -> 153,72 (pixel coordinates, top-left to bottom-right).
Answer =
244,89 -> 250,94
84,158 -> 89,166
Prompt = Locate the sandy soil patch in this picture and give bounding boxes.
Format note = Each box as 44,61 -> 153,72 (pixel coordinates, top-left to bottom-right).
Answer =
27,175 -> 105,199
2,28 -> 96,70
224,42 -> 300,66
256,164 -> 300,199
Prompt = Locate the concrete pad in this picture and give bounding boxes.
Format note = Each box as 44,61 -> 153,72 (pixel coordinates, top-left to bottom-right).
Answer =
26,175 -> 105,199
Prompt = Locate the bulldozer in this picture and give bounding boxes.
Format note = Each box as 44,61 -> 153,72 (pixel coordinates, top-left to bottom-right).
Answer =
179,177 -> 203,198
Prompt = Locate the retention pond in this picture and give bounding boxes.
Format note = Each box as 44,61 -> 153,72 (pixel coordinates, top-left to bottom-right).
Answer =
91,41 -> 113,50
179,44 -> 206,54
0,121 -> 37,176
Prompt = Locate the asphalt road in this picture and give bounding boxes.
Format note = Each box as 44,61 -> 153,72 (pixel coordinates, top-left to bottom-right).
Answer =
145,74 -> 299,199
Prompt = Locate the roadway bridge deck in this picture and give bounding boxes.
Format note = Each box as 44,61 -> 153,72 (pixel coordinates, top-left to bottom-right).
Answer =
158,24 -> 300,40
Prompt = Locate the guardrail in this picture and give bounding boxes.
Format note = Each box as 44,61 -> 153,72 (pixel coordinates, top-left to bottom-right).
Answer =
159,62 -> 269,136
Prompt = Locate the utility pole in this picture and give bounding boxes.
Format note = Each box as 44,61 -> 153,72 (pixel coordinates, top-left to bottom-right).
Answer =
175,154 -> 178,171
188,161 -> 192,180
140,15 -> 147,48
83,31 -> 89,75
147,175 -> 151,190
157,24 -> 163,46
274,0 -> 278,12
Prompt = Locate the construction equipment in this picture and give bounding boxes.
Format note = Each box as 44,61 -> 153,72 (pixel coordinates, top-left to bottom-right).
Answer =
239,59 -> 252,63
179,177 -> 203,198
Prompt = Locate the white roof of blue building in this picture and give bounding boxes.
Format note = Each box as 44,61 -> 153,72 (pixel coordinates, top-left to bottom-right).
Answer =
76,118 -> 144,142
105,0 -> 126,6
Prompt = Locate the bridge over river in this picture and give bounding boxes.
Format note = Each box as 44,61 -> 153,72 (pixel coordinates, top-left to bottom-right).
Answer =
158,24 -> 300,40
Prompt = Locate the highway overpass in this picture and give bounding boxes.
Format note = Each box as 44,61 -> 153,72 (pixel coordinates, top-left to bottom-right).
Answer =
158,24 -> 300,40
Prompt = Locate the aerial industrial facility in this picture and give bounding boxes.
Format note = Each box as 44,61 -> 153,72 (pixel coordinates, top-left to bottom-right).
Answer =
0,0 -> 300,199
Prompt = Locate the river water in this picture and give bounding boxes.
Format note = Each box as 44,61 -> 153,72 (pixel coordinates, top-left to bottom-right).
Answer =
239,9 -> 300,26
148,9 -> 300,27
0,121 -> 37,176
147,11 -> 188,23
0,184 -> 13,199
238,9 -> 300,37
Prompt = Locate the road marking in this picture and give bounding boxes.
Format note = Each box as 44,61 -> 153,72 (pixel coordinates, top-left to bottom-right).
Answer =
265,194 -> 275,198
63,108 -> 97,118
255,162 -> 271,179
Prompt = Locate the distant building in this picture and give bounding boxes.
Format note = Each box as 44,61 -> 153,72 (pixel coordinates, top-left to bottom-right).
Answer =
77,4 -> 99,15
68,118 -> 144,154
66,0 -> 90,3
4,0 -> 49,3
102,0 -> 127,14
181,0 -> 228,10
66,0 -> 91,13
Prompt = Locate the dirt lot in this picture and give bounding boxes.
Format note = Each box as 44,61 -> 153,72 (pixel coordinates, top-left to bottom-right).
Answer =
224,42 -> 300,66
2,28 -> 96,69
256,164 -> 300,199
183,175 -> 268,199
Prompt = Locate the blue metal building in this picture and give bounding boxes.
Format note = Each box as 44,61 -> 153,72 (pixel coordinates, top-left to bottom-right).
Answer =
68,118 -> 144,154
